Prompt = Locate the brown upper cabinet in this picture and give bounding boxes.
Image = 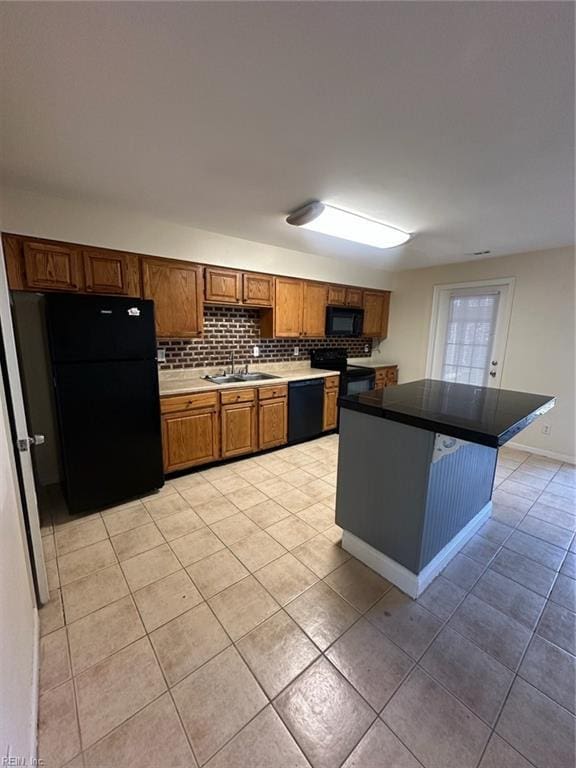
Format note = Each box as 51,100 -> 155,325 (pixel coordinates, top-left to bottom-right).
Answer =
23,240 -> 83,292
302,282 -> 328,337
327,285 -> 346,305
142,257 -> 203,338
263,278 -> 327,338
242,272 -> 273,307
204,267 -> 241,304
83,249 -> 141,296
346,288 -> 364,308
363,291 -> 391,338
270,277 -> 304,338
204,267 -> 274,308
3,232 -> 393,341
3,235 -> 141,297
327,285 -> 364,308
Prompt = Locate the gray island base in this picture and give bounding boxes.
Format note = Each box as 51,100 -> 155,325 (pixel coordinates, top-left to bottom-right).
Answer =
335,408 -> 496,598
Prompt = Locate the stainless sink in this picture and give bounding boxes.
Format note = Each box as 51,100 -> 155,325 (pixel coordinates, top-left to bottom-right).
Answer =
204,372 -> 280,385
204,374 -> 243,385
234,372 -> 280,382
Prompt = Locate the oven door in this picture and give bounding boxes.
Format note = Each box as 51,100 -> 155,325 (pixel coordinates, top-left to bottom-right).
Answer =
345,372 -> 376,395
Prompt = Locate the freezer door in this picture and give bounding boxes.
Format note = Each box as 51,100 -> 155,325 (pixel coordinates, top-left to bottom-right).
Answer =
54,359 -> 164,512
46,293 -> 157,362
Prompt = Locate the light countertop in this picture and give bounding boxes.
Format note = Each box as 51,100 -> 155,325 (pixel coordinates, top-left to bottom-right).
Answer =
349,357 -> 398,367
159,366 -> 340,396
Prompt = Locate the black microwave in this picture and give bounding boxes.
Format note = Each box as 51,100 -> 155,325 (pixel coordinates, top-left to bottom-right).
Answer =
325,306 -> 364,337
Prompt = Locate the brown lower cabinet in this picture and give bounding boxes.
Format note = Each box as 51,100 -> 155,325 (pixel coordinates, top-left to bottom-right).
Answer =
323,376 -> 339,431
161,376 -> 338,473
161,392 -> 219,473
220,389 -> 258,459
258,385 -> 288,450
374,365 -> 398,390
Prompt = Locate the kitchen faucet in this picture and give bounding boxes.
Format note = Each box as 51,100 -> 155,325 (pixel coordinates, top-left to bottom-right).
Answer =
228,351 -> 249,375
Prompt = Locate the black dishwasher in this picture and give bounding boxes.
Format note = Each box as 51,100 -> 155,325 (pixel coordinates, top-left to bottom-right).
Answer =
288,379 -> 325,444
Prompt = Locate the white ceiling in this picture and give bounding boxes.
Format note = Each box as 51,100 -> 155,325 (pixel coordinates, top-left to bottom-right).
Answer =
0,2 -> 574,270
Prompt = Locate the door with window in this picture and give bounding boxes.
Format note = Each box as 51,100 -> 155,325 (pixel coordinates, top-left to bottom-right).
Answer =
428,280 -> 514,388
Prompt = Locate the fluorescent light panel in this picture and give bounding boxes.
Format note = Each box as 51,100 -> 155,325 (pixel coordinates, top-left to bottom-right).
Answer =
287,201 -> 410,249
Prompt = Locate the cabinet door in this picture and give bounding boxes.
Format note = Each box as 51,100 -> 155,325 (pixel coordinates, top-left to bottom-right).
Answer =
258,398 -> 287,450
142,258 -> 203,338
363,291 -> 391,338
274,277 -> 304,338
23,241 -> 82,292
346,288 -> 364,308
221,402 -> 257,458
302,282 -> 328,337
162,408 -> 219,472
374,371 -> 387,390
384,366 -> 398,386
243,273 -> 274,306
327,286 -> 346,306
323,388 -> 338,431
84,249 -> 141,296
205,268 -> 241,304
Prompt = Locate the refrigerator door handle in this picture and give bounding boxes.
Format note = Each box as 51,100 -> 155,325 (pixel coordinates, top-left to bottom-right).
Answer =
17,434 -> 45,452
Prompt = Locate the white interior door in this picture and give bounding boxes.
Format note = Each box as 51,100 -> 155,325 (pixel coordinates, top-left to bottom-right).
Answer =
428,279 -> 515,388
0,243 -> 49,603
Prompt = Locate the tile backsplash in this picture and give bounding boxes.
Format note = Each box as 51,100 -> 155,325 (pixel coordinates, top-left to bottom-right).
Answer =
158,306 -> 372,370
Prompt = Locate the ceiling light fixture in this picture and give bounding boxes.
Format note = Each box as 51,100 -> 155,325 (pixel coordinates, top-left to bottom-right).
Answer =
286,201 -> 410,249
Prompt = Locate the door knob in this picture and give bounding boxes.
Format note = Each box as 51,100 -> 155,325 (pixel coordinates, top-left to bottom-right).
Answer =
489,371 -> 497,378
491,361 -> 498,366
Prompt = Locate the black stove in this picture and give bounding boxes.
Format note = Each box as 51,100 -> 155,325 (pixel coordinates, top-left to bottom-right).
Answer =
310,348 -> 376,395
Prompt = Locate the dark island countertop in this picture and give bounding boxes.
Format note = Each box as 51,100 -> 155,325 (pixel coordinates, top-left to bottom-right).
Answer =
339,379 -> 555,448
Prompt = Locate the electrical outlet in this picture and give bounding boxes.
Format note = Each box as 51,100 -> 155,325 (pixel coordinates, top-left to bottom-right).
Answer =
293,346 -> 300,356
541,424 -> 552,435
253,346 -> 260,357
157,348 -> 166,363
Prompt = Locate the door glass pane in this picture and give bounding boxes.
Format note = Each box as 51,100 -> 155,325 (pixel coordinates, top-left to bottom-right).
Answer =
441,293 -> 499,386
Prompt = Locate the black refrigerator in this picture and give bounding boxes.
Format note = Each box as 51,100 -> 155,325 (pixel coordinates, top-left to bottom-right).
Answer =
45,293 -> 164,513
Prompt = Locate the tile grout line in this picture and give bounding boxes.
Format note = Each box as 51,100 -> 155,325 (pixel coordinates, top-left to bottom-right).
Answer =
38,441 -> 574,767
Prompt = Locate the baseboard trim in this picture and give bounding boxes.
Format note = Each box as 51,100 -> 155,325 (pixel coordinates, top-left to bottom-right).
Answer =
342,501 -> 492,598
29,607 -> 39,762
507,441 -> 574,465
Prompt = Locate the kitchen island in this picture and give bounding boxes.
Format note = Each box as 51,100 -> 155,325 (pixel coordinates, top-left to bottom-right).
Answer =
336,379 -> 555,597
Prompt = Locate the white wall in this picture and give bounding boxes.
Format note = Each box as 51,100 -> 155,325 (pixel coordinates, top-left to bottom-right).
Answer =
0,186 -> 394,290
2,185 -> 573,459
380,246 -> 575,461
0,366 -> 38,760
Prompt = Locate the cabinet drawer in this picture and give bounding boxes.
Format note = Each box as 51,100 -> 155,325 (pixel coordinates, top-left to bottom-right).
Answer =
258,384 -> 288,401
220,388 -> 256,405
324,375 -> 340,391
161,391 -> 218,414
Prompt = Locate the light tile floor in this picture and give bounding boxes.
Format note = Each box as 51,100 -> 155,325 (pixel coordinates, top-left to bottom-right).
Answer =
37,437 -> 575,768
